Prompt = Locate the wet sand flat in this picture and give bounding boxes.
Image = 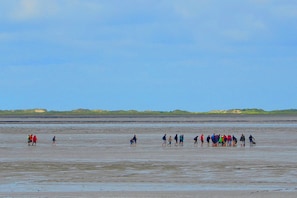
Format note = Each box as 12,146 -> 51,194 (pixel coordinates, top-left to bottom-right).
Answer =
1,115 -> 297,197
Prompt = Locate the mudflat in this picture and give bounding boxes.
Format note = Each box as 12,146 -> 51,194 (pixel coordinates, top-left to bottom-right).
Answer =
1,115 -> 297,197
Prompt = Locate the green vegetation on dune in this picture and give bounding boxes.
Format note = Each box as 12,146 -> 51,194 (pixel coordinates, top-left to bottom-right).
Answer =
1,108 -> 297,116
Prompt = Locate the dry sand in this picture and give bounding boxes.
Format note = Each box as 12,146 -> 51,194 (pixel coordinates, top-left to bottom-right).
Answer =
1,115 -> 297,197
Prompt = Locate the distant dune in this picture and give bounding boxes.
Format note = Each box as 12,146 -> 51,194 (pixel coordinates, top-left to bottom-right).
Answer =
1,108 -> 297,116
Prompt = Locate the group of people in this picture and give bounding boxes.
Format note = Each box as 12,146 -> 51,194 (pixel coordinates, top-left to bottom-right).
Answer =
162,134 -> 184,146
209,134 -> 239,147
26,133 -> 256,147
27,134 -> 37,146
26,135 -> 57,146
202,133 -> 256,147
129,133 -> 256,147
160,133 -> 256,147
27,133 -> 256,147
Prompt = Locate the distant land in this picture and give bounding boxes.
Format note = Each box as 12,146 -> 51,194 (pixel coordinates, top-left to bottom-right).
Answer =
1,108 -> 297,115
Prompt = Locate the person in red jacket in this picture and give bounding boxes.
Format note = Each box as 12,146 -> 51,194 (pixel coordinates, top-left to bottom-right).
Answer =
227,135 -> 232,147
200,134 -> 204,146
32,135 -> 37,146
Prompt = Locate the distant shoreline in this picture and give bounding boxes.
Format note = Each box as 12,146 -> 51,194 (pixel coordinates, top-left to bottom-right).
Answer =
1,108 -> 297,116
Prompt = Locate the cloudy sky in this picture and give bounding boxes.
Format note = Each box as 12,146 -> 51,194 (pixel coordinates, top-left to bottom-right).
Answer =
1,0 -> 297,112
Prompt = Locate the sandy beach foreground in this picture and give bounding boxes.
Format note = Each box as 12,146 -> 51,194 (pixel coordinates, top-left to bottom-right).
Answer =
1,115 -> 297,197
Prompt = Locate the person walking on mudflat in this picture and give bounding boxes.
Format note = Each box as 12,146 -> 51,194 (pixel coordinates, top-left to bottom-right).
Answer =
194,136 -> 198,145
130,134 -> 137,146
232,135 -> 238,146
206,135 -> 210,146
200,134 -> 204,146
162,134 -> 167,146
174,134 -> 178,146
27,134 -> 32,146
240,134 -> 245,147
32,135 -> 37,146
249,135 -> 256,145
179,134 -> 184,146
133,134 -> 137,144
168,136 -> 172,146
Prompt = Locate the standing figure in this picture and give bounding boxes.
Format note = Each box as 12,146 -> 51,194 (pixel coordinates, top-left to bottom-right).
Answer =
206,135 -> 210,146
223,135 -> 227,146
179,134 -> 184,146
232,135 -> 237,146
130,134 -> 137,146
133,134 -> 137,144
219,135 -> 223,146
249,135 -> 256,145
32,135 -> 37,146
162,134 -> 167,146
193,136 -> 198,145
200,134 -> 204,146
52,136 -> 56,144
211,133 -> 218,147
27,135 -> 32,146
240,134 -> 245,147
168,136 -> 172,146
174,134 -> 178,145
227,135 -> 232,147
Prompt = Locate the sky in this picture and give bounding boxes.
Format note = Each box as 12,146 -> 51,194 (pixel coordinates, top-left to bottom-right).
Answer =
1,0 -> 297,112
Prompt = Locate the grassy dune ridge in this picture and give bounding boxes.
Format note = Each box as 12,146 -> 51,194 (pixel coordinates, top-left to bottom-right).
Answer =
1,108 -> 297,116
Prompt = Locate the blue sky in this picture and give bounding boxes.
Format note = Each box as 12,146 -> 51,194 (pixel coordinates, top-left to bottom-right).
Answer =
1,0 -> 297,112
